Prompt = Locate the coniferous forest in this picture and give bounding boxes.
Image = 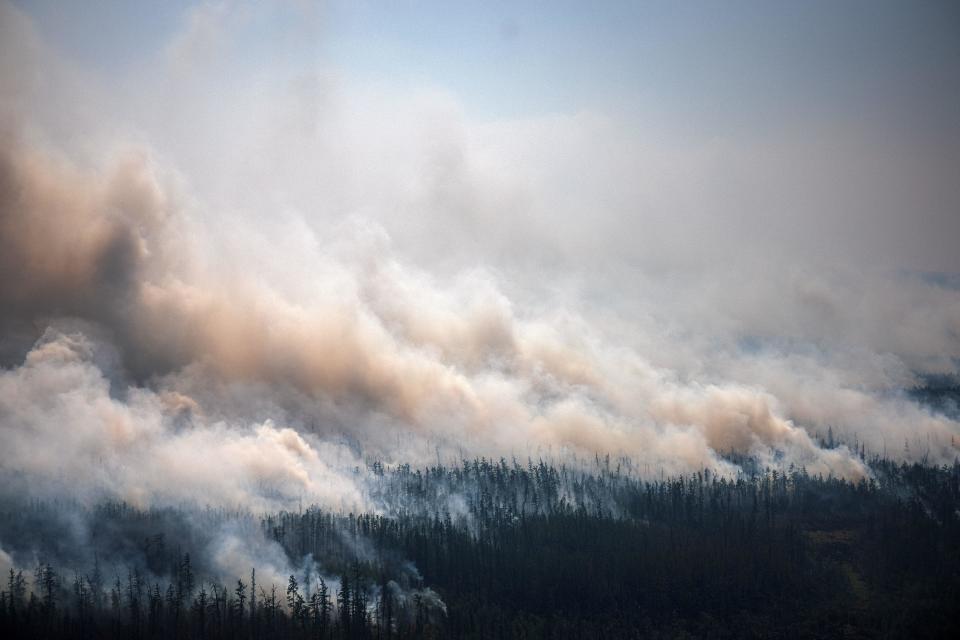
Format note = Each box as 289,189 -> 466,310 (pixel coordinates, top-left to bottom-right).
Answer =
1,455 -> 958,639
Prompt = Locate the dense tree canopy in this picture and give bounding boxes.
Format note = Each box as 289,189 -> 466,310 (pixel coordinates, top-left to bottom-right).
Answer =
1,456 -> 958,638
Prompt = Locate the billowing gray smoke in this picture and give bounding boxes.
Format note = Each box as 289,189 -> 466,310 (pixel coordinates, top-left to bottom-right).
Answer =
1,0 -> 959,521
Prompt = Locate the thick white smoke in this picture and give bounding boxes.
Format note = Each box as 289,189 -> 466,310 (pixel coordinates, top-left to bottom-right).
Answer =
0,0 -> 958,519
0,327 -> 370,511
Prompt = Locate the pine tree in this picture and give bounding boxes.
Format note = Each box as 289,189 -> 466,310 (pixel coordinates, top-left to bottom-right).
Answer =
7,569 -> 25,616
287,573 -> 305,628
338,573 -> 351,638
233,578 -> 246,621
351,565 -> 366,636
318,577 -> 331,636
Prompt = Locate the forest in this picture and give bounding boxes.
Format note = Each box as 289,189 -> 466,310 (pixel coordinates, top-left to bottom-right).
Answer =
1,454 -> 958,639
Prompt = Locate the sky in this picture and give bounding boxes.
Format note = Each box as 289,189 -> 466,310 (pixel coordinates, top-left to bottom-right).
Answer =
1,0 -> 959,511
14,1 -> 960,123
10,0 -> 959,274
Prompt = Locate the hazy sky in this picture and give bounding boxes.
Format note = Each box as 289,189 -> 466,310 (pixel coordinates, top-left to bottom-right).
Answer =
15,1 -> 960,122
10,0 -> 959,276
1,1 -> 959,507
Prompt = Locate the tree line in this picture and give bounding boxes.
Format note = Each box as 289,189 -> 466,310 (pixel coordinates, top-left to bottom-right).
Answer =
1,455 -> 959,638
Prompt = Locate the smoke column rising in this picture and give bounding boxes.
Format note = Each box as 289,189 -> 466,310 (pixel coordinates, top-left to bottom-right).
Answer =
1,0 -> 959,518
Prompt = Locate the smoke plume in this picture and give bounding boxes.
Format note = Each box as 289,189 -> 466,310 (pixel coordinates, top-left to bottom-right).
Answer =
1,0 -> 958,523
